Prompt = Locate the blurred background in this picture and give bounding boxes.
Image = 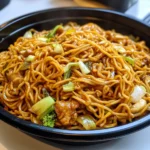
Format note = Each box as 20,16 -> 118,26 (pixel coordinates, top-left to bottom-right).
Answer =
0,0 -> 150,25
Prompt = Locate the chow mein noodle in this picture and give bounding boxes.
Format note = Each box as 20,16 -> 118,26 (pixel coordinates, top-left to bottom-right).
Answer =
0,22 -> 150,130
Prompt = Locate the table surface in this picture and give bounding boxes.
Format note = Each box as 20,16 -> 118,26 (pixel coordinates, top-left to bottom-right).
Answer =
0,0 -> 150,150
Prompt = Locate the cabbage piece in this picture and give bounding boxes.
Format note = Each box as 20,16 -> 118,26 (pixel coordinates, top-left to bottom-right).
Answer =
25,55 -> 35,62
131,85 -> 146,103
77,115 -> 96,130
64,69 -> 71,79
79,61 -> 90,74
37,37 -> 47,42
53,43 -> 64,54
24,31 -> 32,38
64,62 -> 79,73
30,96 -> 55,119
63,82 -> 75,92
114,45 -> 126,53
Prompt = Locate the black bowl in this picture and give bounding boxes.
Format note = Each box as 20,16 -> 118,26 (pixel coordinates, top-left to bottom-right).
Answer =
0,0 -> 10,10
0,7 -> 150,145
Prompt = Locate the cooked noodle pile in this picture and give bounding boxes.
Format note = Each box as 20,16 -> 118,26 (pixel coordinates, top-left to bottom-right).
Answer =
0,22 -> 150,130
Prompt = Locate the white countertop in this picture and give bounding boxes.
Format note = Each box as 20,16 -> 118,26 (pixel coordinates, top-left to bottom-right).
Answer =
0,0 -> 150,150
1,121 -> 150,150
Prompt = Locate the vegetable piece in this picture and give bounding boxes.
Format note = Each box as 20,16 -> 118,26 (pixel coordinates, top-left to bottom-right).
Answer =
64,62 -> 79,73
131,85 -> 146,103
42,111 -> 56,128
24,31 -> 32,38
124,64 -> 130,71
111,71 -> 115,78
123,56 -> 135,66
42,88 -> 50,97
63,82 -> 75,92
46,25 -> 63,39
20,55 -> 35,70
114,45 -> 126,53
20,62 -> 31,70
77,115 -> 96,130
131,99 -> 147,113
66,28 -> 75,35
30,96 -> 55,119
53,43 -> 64,54
79,61 -> 90,74
25,55 -> 35,62
64,69 -> 71,79
85,62 -> 92,70
37,37 -> 47,42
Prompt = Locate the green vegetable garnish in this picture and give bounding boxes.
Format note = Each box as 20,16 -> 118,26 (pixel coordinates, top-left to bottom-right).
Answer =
42,111 -> 56,128
37,37 -> 47,42
64,62 -> 79,73
123,56 -> 135,66
46,25 -> 63,41
25,55 -> 35,62
64,69 -> 71,79
63,82 -> 75,92
30,96 -> 55,119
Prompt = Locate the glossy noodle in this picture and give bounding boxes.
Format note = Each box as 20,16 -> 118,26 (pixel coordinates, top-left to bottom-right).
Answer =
0,22 -> 150,130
